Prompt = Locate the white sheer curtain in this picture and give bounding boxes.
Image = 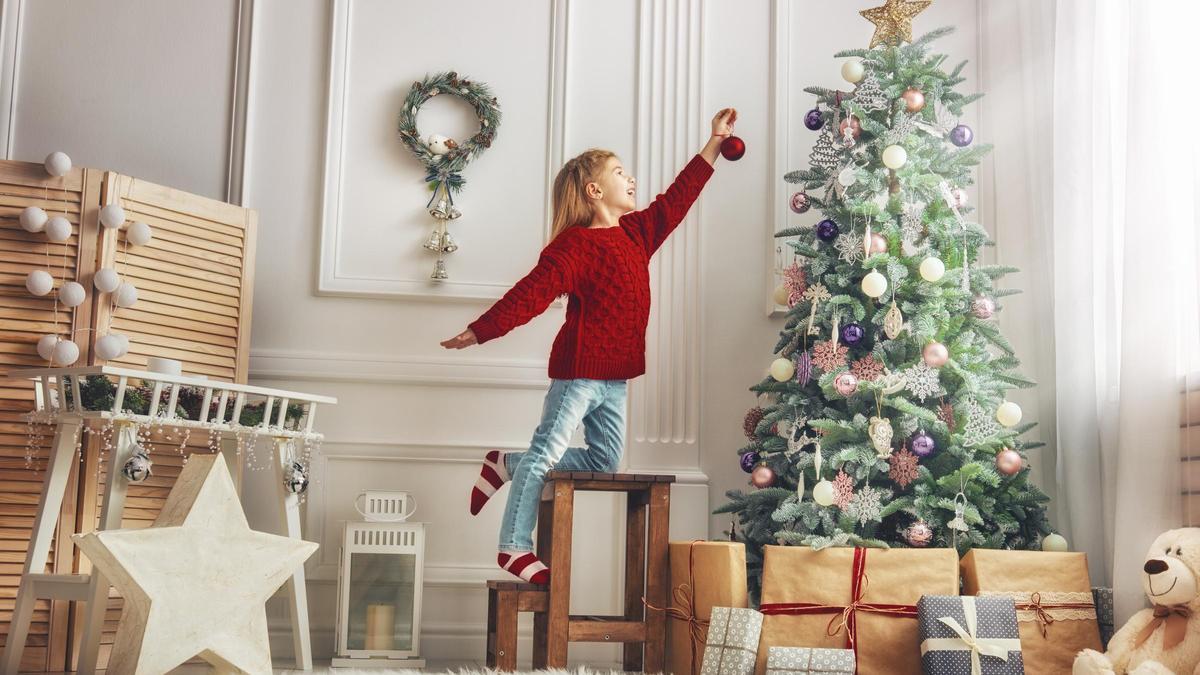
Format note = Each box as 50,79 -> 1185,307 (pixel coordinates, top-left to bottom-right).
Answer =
1049,0 -> 1200,623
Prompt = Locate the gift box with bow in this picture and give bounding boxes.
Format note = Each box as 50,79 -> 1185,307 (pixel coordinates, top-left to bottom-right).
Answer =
918,594 -> 1024,675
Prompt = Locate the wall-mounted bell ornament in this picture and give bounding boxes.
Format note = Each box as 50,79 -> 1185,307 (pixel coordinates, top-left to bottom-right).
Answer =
440,231 -> 458,253
423,229 -> 444,252
431,258 -> 448,281
429,199 -> 461,221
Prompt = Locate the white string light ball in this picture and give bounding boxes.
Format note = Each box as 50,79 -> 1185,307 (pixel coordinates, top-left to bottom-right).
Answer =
126,221 -> 152,246
20,207 -> 47,233
93,268 -> 120,293
36,335 -> 59,360
115,281 -> 138,308
99,204 -> 125,229
51,338 -> 79,366
44,151 -> 72,177
25,270 -> 53,296
58,281 -> 85,308
95,333 -> 130,360
44,216 -> 71,243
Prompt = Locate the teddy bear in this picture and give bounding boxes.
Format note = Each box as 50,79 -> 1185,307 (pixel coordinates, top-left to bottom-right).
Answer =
1074,528 -> 1200,675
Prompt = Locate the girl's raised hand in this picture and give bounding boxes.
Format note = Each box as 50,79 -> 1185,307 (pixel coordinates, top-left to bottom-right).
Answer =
440,328 -> 478,349
711,108 -> 737,139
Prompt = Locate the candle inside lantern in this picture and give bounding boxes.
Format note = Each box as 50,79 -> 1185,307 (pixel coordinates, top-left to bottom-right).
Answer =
364,603 -> 395,650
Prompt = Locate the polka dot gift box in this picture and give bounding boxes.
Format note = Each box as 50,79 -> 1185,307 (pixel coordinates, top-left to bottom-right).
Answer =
765,646 -> 855,674
917,595 -> 1025,675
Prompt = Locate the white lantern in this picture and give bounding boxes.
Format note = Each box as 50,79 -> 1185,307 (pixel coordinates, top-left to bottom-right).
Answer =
333,490 -> 425,667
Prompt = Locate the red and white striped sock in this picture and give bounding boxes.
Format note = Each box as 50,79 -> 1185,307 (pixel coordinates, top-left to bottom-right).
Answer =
469,450 -> 510,515
497,551 -> 550,584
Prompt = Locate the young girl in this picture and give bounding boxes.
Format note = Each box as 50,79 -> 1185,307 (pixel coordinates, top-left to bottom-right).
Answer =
440,107 -> 737,583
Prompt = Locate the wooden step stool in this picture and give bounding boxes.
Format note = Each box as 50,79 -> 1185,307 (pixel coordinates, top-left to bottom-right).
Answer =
534,471 -> 674,671
485,580 -> 548,671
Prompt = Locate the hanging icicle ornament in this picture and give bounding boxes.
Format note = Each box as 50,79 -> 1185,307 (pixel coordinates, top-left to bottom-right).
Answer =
810,442 -> 836,506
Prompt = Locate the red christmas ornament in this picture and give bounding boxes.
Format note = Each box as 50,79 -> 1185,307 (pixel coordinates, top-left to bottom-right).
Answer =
720,136 -> 746,161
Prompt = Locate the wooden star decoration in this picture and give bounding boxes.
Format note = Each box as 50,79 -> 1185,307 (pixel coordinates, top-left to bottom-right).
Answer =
73,453 -> 318,675
860,0 -> 933,48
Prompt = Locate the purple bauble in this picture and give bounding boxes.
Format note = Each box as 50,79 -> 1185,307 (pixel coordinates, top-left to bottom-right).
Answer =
790,192 -> 810,214
840,322 -> 865,346
740,451 -> 758,473
950,124 -> 974,147
815,219 -> 839,242
910,431 -> 936,458
804,108 -> 824,131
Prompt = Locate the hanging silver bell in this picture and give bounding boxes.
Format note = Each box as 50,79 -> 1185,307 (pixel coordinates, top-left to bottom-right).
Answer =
428,198 -> 461,221
283,460 -> 308,495
440,231 -> 459,253
422,228 -> 444,251
431,258 -> 448,280
121,447 -> 153,483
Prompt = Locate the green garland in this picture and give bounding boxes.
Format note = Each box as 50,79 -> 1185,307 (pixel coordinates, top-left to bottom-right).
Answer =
66,375 -> 305,427
397,71 -> 501,206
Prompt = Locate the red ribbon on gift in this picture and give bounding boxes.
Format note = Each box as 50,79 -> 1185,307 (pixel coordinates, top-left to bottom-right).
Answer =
759,547 -> 917,669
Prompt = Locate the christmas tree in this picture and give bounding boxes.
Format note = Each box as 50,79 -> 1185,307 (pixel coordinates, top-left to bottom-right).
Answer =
716,21 -> 1053,594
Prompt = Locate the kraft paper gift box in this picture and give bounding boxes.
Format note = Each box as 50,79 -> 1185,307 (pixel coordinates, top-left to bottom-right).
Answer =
918,594 -> 1024,675
960,549 -> 1103,675
700,606 -> 764,675
765,646 -> 856,674
665,541 -> 749,675
755,545 -> 959,675
1092,587 -> 1115,648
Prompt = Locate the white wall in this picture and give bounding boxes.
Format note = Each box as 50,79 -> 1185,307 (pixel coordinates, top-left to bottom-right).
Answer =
2,0 -> 1058,668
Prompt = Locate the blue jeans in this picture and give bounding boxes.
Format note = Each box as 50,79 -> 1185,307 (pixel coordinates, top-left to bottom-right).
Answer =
498,378 -> 627,552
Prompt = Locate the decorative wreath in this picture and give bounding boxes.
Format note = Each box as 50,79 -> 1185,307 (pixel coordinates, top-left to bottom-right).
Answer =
397,71 -> 501,212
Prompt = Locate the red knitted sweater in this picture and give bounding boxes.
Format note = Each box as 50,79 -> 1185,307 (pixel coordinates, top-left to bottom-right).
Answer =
467,153 -> 714,379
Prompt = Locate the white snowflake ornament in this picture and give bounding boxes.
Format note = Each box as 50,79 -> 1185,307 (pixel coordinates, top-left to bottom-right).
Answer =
904,361 -> 942,402
834,234 -> 864,264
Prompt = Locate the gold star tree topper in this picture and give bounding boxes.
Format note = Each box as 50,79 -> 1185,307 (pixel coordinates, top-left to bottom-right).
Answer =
860,0 -> 933,48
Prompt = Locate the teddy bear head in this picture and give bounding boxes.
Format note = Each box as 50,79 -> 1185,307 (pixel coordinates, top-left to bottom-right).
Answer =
1142,528 -> 1200,608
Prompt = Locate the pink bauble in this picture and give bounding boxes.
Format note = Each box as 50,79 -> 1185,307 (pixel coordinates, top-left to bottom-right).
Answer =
995,448 -> 1023,476
922,341 -> 949,368
751,464 -> 776,488
869,233 -> 888,254
789,192 -> 810,214
901,87 -> 926,113
838,115 -> 861,140
971,296 -> 995,319
834,371 -> 859,396
904,521 -> 933,547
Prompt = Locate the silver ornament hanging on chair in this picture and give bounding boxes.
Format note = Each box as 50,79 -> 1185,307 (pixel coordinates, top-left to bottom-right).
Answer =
121,447 -> 153,483
283,460 -> 309,495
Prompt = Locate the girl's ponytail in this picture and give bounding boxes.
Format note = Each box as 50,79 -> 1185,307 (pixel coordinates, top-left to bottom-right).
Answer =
550,149 -> 615,242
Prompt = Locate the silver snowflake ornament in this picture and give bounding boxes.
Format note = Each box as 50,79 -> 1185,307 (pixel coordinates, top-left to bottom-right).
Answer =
904,361 -> 942,402
834,233 -> 864,264
848,484 -> 883,526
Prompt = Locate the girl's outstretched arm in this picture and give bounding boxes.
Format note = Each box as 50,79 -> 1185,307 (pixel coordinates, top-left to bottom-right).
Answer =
443,245 -> 578,348
619,108 -> 735,255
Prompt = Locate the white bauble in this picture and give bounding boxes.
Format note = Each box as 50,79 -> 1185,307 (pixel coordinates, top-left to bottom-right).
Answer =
840,59 -> 865,84
25,269 -> 53,296
1041,533 -> 1068,552
99,204 -> 125,229
95,334 -> 124,360
837,166 -> 857,187
36,334 -> 59,360
769,357 -> 795,382
58,281 -> 85,307
115,282 -> 138,308
882,145 -> 908,169
44,216 -> 71,242
93,268 -> 120,293
20,206 -> 47,233
996,401 -> 1023,427
52,338 -> 79,366
812,479 -> 836,506
125,221 -> 152,246
44,151 -> 72,177
919,257 -> 945,282
861,270 -> 888,298
773,283 -> 789,306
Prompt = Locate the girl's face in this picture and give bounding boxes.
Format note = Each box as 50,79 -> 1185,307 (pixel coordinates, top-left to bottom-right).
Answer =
587,156 -> 637,213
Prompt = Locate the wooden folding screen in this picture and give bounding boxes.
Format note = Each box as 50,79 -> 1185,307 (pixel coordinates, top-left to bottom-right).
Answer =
0,160 -> 256,671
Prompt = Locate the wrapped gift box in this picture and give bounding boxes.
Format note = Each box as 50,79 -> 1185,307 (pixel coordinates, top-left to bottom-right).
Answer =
918,594 -> 1024,675
960,550 -> 1102,675
1092,587 -> 1114,648
666,541 -> 750,675
700,606 -> 763,675
755,545 -> 959,675
765,645 -> 855,674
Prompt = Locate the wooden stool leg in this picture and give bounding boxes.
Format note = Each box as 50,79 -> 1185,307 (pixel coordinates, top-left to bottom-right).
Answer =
532,498 -> 553,669
623,490 -> 648,671
546,479 -> 574,668
486,587 -> 498,667
494,591 -> 518,672
644,483 -> 671,673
